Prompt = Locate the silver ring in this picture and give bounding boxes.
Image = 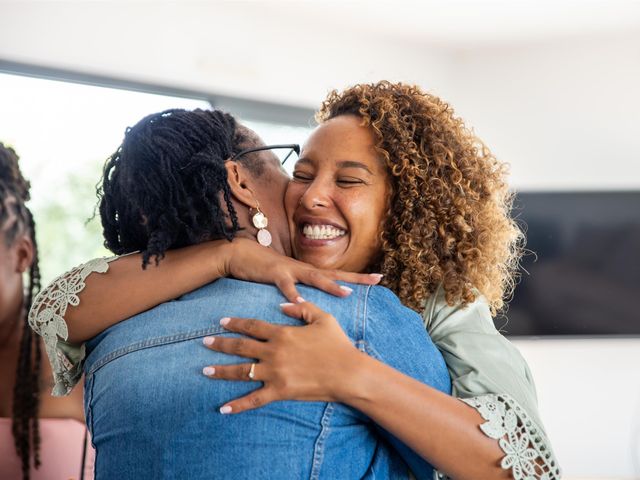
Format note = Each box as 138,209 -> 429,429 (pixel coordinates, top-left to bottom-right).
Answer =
248,363 -> 256,380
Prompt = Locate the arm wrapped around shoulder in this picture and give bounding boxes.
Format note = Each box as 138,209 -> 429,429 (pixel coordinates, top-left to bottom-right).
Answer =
28,256 -> 116,396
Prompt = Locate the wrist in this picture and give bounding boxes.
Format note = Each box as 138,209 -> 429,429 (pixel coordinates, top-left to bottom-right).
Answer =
332,348 -> 379,406
206,239 -> 235,278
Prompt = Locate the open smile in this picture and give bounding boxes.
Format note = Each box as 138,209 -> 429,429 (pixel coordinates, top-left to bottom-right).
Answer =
301,224 -> 347,240
296,217 -> 348,247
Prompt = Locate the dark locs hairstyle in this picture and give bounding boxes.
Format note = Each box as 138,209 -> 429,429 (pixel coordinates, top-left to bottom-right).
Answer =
0,142 -> 41,480
98,108 -> 247,267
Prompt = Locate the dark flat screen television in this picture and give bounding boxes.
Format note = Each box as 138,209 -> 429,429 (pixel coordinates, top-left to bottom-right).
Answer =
496,191 -> 640,336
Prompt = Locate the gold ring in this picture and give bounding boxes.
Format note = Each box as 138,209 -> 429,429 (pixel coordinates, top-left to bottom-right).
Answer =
248,363 -> 256,380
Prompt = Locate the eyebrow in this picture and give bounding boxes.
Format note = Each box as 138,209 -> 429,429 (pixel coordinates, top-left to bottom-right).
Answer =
337,160 -> 373,174
295,157 -> 373,175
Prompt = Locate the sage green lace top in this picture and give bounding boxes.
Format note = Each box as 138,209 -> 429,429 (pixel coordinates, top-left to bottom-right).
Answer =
29,257 -> 560,480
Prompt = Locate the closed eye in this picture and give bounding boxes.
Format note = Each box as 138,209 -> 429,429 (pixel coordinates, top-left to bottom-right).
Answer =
337,178 -> 366,186
292,171 -> 313,182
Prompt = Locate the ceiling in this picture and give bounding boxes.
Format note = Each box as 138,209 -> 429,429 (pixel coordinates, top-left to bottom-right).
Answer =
256,0 -> 640,47
1,1 -> 639,108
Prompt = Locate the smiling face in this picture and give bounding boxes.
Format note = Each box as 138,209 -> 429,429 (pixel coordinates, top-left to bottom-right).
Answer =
285,115 -> 390,272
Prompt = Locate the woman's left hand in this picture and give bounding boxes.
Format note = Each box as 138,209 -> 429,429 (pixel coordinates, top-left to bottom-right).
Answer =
202,302 -> 362,414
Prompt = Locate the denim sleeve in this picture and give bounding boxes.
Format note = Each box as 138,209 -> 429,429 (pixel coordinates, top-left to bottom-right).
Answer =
362,285 -> 451,480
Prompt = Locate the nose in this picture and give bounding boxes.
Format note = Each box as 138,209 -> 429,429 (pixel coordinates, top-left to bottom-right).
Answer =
299,178 -> 331,210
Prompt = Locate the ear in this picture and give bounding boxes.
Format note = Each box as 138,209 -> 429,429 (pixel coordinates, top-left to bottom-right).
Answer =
224,161 -> 259,209
14,235 -> 34,274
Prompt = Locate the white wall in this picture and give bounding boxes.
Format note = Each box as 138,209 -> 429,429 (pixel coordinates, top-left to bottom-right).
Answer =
439,33 -> 640,191
515,338 -> 640,478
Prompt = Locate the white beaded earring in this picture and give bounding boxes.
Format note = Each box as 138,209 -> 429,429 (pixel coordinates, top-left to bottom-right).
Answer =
251,202 -> 272,247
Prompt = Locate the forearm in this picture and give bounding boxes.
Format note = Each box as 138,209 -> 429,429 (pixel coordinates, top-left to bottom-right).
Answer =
341,352 -> 510,480
64,240 -> 233,343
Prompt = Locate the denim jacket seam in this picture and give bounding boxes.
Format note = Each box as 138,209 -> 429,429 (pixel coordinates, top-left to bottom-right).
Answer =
362,343 -> 384,363
85,374 -> 98,475
360,284 -> 371,346
86,326 -> 226,377
309,402 -> 335,480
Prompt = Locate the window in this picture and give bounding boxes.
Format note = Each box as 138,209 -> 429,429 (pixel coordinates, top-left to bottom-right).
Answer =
0,72 -> 312,284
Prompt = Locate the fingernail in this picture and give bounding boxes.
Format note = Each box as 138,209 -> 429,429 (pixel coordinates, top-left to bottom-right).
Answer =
339,286 -> 353,294
220,317 -> 230,326
203,367 -> 215,376
220,405 -> 232,414
203,336 -> 215,346
280,302 -> 295,308
369,273 -> 384,281
295,296 -> 305,303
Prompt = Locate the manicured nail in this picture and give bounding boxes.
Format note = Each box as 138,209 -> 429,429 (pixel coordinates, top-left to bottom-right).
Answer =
339,286 -> 353,294
220,317 -> 230,326
203,367 -> 215,376
280,302 -> 295,308
220,405 -> 232,414
203,336 -> 215,346
369,273 -> 384,281
295,296 -> 305,303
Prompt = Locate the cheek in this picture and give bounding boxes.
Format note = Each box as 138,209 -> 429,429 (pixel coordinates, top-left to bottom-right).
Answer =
284,182 -> 303,222
0,268 -> 22,319
349,189 -> 388,240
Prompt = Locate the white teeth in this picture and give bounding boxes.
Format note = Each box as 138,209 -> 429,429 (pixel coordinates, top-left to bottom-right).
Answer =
302,224 -> 347,240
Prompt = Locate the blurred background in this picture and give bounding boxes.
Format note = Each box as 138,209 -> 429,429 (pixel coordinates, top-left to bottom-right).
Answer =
1,0 -> 639,477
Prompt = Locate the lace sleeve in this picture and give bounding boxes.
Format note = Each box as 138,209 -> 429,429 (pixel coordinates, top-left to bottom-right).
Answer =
464,394 -> 560,479
28,256 -> 118,396
432,394 -> 561,480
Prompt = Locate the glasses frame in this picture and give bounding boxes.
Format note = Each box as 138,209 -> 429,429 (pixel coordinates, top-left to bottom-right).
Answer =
231,143 -> 300,165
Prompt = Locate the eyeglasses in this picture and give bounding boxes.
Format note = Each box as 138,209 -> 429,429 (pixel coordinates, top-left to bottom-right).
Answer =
231,144 -> 300,165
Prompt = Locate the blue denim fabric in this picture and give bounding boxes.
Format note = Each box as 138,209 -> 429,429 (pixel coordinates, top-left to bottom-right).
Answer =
84,279 -> 450,479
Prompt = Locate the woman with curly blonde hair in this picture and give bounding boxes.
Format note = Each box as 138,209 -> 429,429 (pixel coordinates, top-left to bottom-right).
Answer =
30,83 -> 558,479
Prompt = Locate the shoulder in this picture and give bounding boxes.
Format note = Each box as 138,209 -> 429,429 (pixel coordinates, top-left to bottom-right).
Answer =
422,288 -> 543,426
422,286 -> 496,338
364,285 -> 426,334
365,284 -> 407,309
181,278 -> 281,300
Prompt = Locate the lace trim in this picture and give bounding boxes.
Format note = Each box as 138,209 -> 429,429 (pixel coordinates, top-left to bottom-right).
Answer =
450,394 -> 561,480
28,256 -> 117,396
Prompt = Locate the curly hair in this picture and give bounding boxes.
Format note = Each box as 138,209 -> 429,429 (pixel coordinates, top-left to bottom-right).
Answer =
318,81 -> 524,314
1,143 -> 42,480
98,108 -> 260,267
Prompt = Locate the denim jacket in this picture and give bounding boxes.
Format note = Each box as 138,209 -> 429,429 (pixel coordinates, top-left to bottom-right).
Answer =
31,257 -> 560,480
81,278 -> 450,479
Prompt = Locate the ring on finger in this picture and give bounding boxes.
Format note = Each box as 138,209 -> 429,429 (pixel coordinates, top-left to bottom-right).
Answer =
248,362 -> 257,380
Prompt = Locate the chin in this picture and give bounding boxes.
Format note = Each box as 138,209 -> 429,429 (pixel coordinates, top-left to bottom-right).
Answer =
298,252 -> 342,271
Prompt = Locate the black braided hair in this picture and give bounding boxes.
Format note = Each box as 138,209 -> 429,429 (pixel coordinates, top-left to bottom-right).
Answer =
98,108 -> 266,267
0,142 -> 41,480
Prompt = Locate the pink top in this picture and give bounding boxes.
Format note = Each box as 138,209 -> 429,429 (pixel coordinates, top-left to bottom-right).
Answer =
0,417 -> 94,480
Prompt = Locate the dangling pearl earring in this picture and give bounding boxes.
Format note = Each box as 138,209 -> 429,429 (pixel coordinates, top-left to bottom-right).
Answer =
251,202 -> 272,247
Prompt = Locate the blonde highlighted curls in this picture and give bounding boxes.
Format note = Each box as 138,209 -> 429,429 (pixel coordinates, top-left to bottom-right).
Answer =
318,81 -> 524,315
